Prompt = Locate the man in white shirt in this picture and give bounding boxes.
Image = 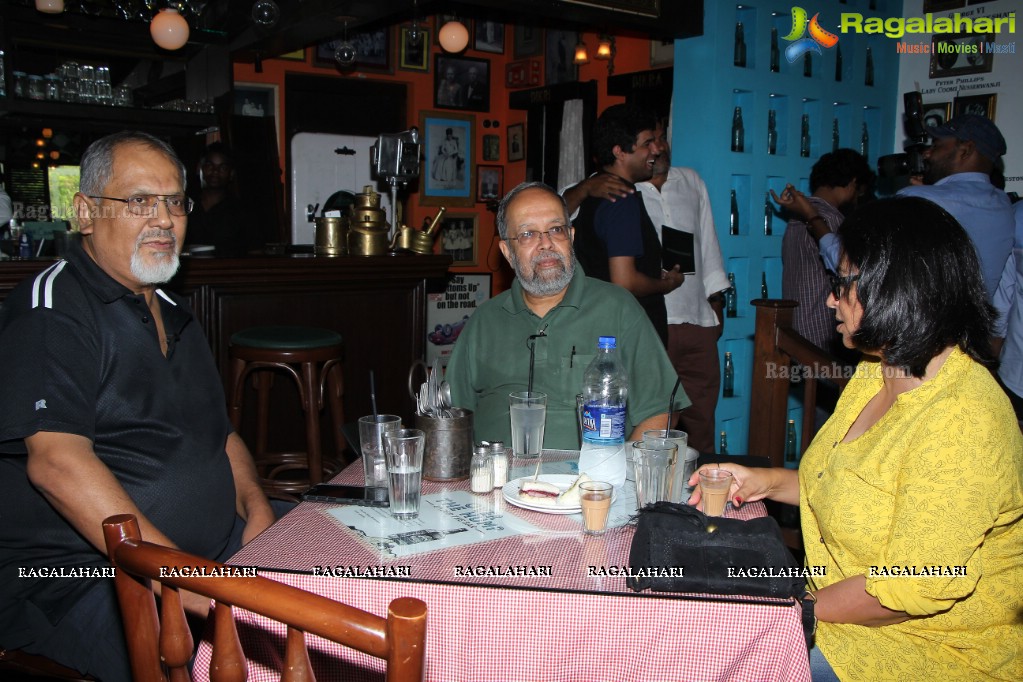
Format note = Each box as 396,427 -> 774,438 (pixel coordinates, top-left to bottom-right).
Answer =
564,122 -> 728,453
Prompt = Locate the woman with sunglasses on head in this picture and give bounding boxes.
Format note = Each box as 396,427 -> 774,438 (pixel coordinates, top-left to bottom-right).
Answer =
690,196 -> 1022,681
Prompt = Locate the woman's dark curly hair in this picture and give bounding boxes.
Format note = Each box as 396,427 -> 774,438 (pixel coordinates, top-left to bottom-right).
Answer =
838,196 -> 997,377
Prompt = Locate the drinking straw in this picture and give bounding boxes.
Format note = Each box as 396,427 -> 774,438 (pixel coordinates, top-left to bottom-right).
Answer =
665,376 -> 682,434
369,370 -> 378,418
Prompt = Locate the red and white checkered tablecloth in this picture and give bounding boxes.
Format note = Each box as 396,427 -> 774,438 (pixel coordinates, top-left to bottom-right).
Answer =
192,452 -> 810,682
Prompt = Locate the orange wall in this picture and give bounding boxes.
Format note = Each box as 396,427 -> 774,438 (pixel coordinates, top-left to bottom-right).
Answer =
232,24 -> 654,295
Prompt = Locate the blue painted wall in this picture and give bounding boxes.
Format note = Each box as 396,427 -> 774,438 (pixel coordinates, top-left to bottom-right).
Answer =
673,0 -> 903,455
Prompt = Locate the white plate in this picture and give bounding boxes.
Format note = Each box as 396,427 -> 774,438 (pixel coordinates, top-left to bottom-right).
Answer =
502,474 -> 616,515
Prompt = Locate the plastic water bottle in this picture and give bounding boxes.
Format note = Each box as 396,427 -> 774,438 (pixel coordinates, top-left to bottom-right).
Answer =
579,336 -> 628,488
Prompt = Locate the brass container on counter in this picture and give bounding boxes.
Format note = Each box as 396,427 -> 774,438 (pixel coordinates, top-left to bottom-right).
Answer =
347,185 -> 390,256
348,224 -> 390,256
314,216 -> 349,256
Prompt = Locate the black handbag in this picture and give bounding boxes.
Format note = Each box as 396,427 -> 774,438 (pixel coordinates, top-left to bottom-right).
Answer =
627,501 -> 805,600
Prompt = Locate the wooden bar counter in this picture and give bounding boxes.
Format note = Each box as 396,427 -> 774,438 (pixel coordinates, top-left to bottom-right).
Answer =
0,253 -> 454,453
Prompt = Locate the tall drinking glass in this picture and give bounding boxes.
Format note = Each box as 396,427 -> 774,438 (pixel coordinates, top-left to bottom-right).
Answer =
358,414 -> 401,487
643,429 -> 695,503
509,391 -> 546,458
631,439 -> 677,509
384,428 -> 425,519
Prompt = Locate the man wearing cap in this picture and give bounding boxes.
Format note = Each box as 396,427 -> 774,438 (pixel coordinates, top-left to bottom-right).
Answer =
817,114 -> 1012,301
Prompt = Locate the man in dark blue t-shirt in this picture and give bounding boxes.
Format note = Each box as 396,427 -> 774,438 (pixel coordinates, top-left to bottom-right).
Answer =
566,103 -> 683,344
0,131 -> 276,681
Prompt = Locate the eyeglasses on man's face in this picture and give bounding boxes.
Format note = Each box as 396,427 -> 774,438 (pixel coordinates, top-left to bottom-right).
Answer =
828,272 -> 861,299
504,225 -> 570,246
88,194 -> 194,217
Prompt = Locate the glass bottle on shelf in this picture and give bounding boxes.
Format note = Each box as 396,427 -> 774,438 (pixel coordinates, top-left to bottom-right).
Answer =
803,52 -> 812,77
725,273 -> 737,318
0,50 -> 6,97
834,43 -> 843,82
730,107 -> 745,153
800,114 -> 811,158
722,352 -> 734,398
785,419 -> 798,466
767,109 -> 777,155
760,271 -> 769,299
865,46 -> 874,86
734,22 -> 747,67
832,118 -> 840,152
769,27 -> 780,73
719,431 -> 729,455
729,189 -> 739,235
861,122 -> 870,159
764,192 -> 773,236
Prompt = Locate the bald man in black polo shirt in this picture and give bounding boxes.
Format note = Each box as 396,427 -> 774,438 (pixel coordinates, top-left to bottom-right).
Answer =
0,131 -> 276,680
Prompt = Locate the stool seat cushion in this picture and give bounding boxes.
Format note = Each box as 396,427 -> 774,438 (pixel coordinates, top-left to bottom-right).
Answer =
230,326 -> 343,350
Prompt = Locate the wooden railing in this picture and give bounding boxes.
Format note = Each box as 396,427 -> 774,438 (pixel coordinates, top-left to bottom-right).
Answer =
748,300 -> 850,468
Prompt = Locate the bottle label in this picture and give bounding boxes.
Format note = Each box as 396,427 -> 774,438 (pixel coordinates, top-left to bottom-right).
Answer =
581,404 -> 626,443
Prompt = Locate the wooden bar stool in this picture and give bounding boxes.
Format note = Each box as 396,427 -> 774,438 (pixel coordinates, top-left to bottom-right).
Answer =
229,326 -> 346,496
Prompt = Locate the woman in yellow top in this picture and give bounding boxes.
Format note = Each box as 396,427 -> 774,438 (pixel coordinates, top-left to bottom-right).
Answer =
692,197 -> 1022,681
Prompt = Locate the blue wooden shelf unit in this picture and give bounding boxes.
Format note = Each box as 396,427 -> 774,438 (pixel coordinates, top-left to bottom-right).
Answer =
672,0 -> 901,455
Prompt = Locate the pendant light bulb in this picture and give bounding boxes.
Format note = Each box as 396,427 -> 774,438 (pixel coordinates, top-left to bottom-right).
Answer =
35,0 -> 64,13
151,8 -> 190,51
438,20 -> 469,53
335,22 -> 357,68
573,40 -> 589,64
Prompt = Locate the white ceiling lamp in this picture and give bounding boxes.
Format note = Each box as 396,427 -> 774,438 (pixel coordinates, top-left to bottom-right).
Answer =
35,0 -> 64,13
151,7 -> 190,51
438,19 -> 469,53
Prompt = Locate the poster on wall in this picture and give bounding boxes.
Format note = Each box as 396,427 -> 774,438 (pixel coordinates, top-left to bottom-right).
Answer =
425,274 -> 491,367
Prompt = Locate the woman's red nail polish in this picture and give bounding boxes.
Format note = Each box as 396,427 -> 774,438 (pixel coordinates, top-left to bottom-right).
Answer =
734,497 -> 743,506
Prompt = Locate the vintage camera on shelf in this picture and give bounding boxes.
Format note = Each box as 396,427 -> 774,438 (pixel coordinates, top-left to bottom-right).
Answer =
877,91 -> 929,179
372,128 -> 422,184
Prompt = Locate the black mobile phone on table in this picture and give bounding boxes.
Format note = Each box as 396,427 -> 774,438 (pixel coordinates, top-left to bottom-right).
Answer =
302,484 -> 389,506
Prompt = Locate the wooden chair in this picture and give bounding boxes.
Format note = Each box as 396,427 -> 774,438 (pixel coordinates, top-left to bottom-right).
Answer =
747,300 -> 850,555
102,514 -> 427,682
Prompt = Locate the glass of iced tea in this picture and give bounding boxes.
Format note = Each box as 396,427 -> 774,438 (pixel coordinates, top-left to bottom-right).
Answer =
698,468 -> 734,517
579,481 -> 613,535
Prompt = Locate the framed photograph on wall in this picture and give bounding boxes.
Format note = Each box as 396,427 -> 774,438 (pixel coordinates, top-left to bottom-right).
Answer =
507,123 -> 525,162
474,20 -> 504,53
482,134 -> 500,161
399,26 -> 430,71
315,28 -> 392,72
953,93 -> 997,121
438,213 -> 479,266
234,82 -> 280,144
477,165 -> 503,202
929,33 -> 993,78
545,30 -> 578,85
514,25 -> 543,58
419,111 -> 475,207
434,55 -> 490,112
506,58 -> 542,89
650,39 -> 674,66
921,101 -> 952,129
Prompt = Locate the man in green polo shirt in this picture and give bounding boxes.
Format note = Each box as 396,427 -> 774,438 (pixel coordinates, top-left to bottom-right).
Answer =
446,182 -> 688,449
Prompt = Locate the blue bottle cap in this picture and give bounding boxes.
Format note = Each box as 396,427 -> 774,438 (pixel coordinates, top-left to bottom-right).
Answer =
597,336 -> 616,349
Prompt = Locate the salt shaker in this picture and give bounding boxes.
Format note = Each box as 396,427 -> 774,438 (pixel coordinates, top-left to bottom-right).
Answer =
470,445 -> 493,493
489,440 -> 508,488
